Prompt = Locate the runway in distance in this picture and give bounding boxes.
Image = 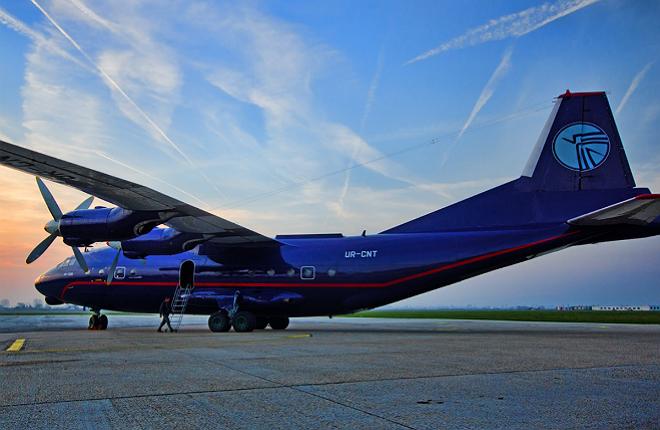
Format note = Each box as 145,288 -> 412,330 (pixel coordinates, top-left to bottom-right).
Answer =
1,90 -> 659,332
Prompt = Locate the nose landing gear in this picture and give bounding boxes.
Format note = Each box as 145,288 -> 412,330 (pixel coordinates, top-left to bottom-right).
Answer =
88,310 -> 108,330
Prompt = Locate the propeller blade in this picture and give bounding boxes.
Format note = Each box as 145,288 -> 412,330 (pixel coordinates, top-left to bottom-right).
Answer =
71,246 -> 89,273
36,177 -> 63,220
26,233 -> 57,264
74,196 -> 94,210
106,249 -> 121,285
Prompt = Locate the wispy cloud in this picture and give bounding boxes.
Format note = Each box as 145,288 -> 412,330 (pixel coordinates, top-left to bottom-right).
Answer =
407,0 -> 599,64
0,6 -> 90,71
615,62 -> 654,116
29,0 -> 224,198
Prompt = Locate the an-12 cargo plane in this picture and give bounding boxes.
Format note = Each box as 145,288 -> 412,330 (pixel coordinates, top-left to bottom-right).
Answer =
0,91 -> 658,332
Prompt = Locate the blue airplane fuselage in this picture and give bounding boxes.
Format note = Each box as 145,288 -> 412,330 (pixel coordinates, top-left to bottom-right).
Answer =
33,220 -> 657,317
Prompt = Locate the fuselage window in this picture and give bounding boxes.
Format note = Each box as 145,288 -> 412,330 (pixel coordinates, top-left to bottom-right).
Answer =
300,266 -> 316,280
328,269 -> 336,277
114,266 -> 126,280
129,268 -> 137,276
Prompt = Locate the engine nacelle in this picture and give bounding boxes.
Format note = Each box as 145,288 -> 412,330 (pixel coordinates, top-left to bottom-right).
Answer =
59,207 -> 166,247
120,227 -> 209,259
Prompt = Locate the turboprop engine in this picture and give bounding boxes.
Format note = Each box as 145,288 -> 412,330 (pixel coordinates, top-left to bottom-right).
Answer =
26,177 -> 166,272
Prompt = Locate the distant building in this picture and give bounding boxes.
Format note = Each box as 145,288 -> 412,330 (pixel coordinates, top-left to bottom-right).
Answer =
556,305 -> 660,312
556,305 -> 592,311
592,305 -> 659,312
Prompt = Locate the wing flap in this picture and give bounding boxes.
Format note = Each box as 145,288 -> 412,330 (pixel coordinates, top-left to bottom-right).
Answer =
568,194 -> 660,226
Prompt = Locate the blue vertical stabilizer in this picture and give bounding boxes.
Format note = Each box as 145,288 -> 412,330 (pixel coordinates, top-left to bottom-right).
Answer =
383,91 -> 648,234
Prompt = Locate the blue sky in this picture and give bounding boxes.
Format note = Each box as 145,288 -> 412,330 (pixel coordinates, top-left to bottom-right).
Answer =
0,0 -> 658,306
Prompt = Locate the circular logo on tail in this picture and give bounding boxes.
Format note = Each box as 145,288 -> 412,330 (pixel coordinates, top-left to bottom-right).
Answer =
552,122 -> 610,171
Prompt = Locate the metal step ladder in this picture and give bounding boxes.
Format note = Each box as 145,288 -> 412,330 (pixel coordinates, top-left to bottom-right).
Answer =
170,284 -> 192,332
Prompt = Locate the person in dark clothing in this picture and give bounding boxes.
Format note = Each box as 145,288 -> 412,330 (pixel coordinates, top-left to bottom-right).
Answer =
158,297 -> 174,332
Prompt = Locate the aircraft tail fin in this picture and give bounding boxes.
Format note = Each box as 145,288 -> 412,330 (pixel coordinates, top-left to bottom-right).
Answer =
383,91 -> 649,234
521,90 -> 635,191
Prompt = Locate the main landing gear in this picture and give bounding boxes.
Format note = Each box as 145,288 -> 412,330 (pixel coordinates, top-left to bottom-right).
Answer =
88,310 -> 108,330
207,311 -> 290,333
208,291 -> 290,333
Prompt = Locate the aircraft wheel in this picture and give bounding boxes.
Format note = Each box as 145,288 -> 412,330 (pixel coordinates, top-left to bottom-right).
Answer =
255,316 -> 268,330
269,316 -> 289,330
232,311 -> 256,333
88,315 -> 98,330
208,311 -> 231,332
98,314 -> 108,330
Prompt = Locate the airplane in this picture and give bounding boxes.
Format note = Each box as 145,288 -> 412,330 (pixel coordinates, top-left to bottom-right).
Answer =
0,90 -> 658,332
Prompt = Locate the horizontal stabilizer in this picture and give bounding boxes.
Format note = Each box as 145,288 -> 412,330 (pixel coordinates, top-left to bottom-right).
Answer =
568,194 -> 660,226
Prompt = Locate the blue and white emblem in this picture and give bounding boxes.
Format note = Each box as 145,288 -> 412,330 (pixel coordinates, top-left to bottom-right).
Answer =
552,122 -> 610,171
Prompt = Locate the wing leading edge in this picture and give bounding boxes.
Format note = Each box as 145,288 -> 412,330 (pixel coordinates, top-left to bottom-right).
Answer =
568,194 -> 660,227
0,139 -> 276,245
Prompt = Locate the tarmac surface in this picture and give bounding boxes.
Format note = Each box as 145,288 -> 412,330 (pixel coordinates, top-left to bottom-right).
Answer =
0,315 -> 659,429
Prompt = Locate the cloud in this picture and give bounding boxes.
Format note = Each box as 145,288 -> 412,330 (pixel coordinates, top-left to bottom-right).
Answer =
407,0 -> 600,64
197,5 -> 431,212
615,62 -> 654,116
0,6 -> 90,71
29,0 -> 225,197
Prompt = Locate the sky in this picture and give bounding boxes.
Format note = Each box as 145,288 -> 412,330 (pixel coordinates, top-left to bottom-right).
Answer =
0,0 -> 658,307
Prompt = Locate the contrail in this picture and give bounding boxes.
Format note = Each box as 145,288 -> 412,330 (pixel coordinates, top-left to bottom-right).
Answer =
360,48 -> 385,131
407,0 -> 599,64
615,62 -> 654,116
336,49 -> 385,217
440,47 -> 513,168
95,152 -> 210,208
0,7 -> 90,71
29,0 -> 225,200
457,47 -> 513,140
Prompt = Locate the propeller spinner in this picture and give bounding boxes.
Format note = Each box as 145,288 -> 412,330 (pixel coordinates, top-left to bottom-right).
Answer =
26,177 -> 93,272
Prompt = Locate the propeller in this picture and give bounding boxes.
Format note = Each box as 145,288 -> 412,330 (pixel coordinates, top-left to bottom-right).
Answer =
26,177 -> 93,272
106,241 -> 122,285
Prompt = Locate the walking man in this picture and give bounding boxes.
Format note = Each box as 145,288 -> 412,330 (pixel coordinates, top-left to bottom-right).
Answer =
158,297 -> 174,332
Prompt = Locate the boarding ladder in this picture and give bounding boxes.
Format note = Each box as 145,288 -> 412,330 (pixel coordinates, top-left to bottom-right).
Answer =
170,283 -> 192,332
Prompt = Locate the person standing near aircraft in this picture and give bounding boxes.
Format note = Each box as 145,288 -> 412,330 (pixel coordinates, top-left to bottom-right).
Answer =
158,297 -> 174,332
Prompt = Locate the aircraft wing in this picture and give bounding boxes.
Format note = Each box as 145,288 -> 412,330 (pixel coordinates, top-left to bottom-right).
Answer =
568,194 -> 660,226
0,139 -> 276,245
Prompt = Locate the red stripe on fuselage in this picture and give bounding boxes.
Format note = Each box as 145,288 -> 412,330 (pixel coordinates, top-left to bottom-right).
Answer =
58,231 -> 579,299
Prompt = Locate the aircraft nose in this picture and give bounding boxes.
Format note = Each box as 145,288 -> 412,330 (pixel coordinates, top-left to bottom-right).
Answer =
35,273 -> 64,305
34,273 -> 48,295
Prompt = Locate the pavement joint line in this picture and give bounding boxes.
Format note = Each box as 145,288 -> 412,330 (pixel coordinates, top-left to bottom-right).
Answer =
166,347 -> 417,430
0,363 -> 656,409
5,338 -> 25,352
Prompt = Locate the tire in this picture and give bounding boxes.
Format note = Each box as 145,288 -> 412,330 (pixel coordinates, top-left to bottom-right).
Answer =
269,316 -> 289,330
98,315 -> 108,330
208,311 -> 231,332
88,315 -> 98,330
255,316 -> 268,330
232,311 -> 256,333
